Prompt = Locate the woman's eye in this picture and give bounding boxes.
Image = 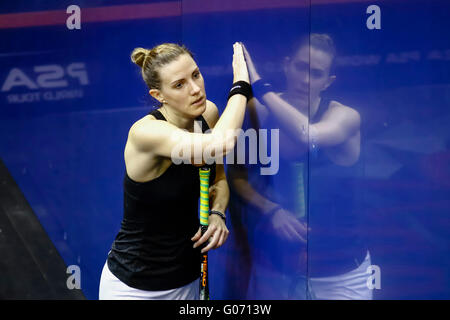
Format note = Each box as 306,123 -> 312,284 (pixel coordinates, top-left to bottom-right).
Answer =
175,82 -> 183,89
311,70 -> 323,78
295,62 -> 308,72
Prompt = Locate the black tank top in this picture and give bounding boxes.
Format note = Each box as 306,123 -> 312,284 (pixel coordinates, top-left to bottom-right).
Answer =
251,97 -> 366,277
307,98 -> 367,277
107,109 -> 216,291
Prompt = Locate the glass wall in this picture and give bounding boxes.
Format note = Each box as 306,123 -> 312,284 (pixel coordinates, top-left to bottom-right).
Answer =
0,0 -> 448,299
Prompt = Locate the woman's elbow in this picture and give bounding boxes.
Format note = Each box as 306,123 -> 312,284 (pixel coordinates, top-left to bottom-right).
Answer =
205,131 -> 239,161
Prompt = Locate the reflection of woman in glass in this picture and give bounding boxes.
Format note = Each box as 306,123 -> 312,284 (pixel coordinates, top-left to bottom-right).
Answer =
229,34 -> 371,299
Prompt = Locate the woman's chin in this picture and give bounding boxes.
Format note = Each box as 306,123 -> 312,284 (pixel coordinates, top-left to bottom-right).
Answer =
192,102 -> 207,116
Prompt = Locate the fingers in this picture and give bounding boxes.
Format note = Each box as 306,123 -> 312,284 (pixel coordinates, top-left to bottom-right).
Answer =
202,226 -> 229,253
240,44 -> 260,83
272,210 -> 308,243
235,42 -> 244,56
191,227 -> 202,241
241,42 -> 250,57
201,230 -> 219,253
283,223 -> 306,243
192,223 -> 229,253
193,225 -> 214,250
233,43 -> 244,65
232,42 -> 249,83
290,220 -> 308,242
213,225 -> 229,249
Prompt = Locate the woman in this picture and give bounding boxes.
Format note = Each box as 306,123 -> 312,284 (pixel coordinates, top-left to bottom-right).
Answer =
99,42 -> 250,300
227,35 -> 369,300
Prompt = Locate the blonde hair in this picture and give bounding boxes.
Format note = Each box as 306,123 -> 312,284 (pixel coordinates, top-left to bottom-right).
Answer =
130,43 -> 193,90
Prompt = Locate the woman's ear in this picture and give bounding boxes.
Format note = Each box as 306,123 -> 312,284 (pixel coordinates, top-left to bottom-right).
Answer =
322,75 -> 336,91
149,89 -> 164,104
283,56 -> 291,76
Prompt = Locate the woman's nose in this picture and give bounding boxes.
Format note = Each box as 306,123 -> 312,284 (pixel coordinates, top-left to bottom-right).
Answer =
189,81 -> 201,95
299,71 -> 310,85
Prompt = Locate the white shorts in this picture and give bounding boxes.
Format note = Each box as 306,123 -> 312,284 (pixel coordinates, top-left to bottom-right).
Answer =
247,251 -> 373,300
98,262 -> 200,300
309,251 -> 373,300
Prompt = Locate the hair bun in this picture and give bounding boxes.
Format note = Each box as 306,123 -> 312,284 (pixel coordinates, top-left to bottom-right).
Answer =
131,47 -> 150,68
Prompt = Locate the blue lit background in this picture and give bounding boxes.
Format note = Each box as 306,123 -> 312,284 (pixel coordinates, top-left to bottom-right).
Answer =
0,0 -> 448,299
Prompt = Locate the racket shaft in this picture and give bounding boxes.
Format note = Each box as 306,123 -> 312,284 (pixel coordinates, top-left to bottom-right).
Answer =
200,254 -> 209,299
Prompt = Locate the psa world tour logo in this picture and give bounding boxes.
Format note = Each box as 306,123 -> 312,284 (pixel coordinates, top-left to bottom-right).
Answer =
1,63 -> 89,104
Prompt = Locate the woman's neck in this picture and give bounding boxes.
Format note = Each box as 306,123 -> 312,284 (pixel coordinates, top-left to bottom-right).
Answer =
159,105 -> 195,132
281,92 -> 321,118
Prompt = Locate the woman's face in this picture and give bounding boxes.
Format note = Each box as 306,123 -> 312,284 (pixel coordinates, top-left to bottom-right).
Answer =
284,45 -> 335,105
151,53 -> 206,118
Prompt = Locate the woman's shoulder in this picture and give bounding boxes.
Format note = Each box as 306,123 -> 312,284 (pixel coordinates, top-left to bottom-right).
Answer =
327,100 -> 358,114
326,100 -> 360,119
324,100 -> 361,129
129,113 -> 156,134
127,112 -> 173,148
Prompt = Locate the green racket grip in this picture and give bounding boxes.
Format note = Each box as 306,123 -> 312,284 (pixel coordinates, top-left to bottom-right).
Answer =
293,162 -> 306,218
199,167 -> 211,227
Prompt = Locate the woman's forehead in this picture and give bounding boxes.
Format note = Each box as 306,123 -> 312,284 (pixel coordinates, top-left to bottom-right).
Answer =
292,46 -> 333,72
160,54 -> 198,84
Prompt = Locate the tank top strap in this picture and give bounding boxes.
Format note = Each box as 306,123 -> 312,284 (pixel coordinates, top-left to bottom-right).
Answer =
195,115 -> 210,133
149,109 -> 166,121
149,109 -> 209,133
311,97 -> 331,123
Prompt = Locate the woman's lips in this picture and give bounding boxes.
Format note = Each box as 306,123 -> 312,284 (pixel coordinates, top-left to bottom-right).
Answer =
192,96 -> 204,105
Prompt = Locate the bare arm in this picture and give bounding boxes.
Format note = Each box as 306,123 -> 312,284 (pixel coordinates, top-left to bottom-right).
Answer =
259,93 -> 361,147
241,42 -> 360,148
129,42 -> 250,164
229,165 -> 277,214
129,96 -> 246,164
209,164 -> 230,214
191,103 -> 231,253
228,165 -> 307,243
